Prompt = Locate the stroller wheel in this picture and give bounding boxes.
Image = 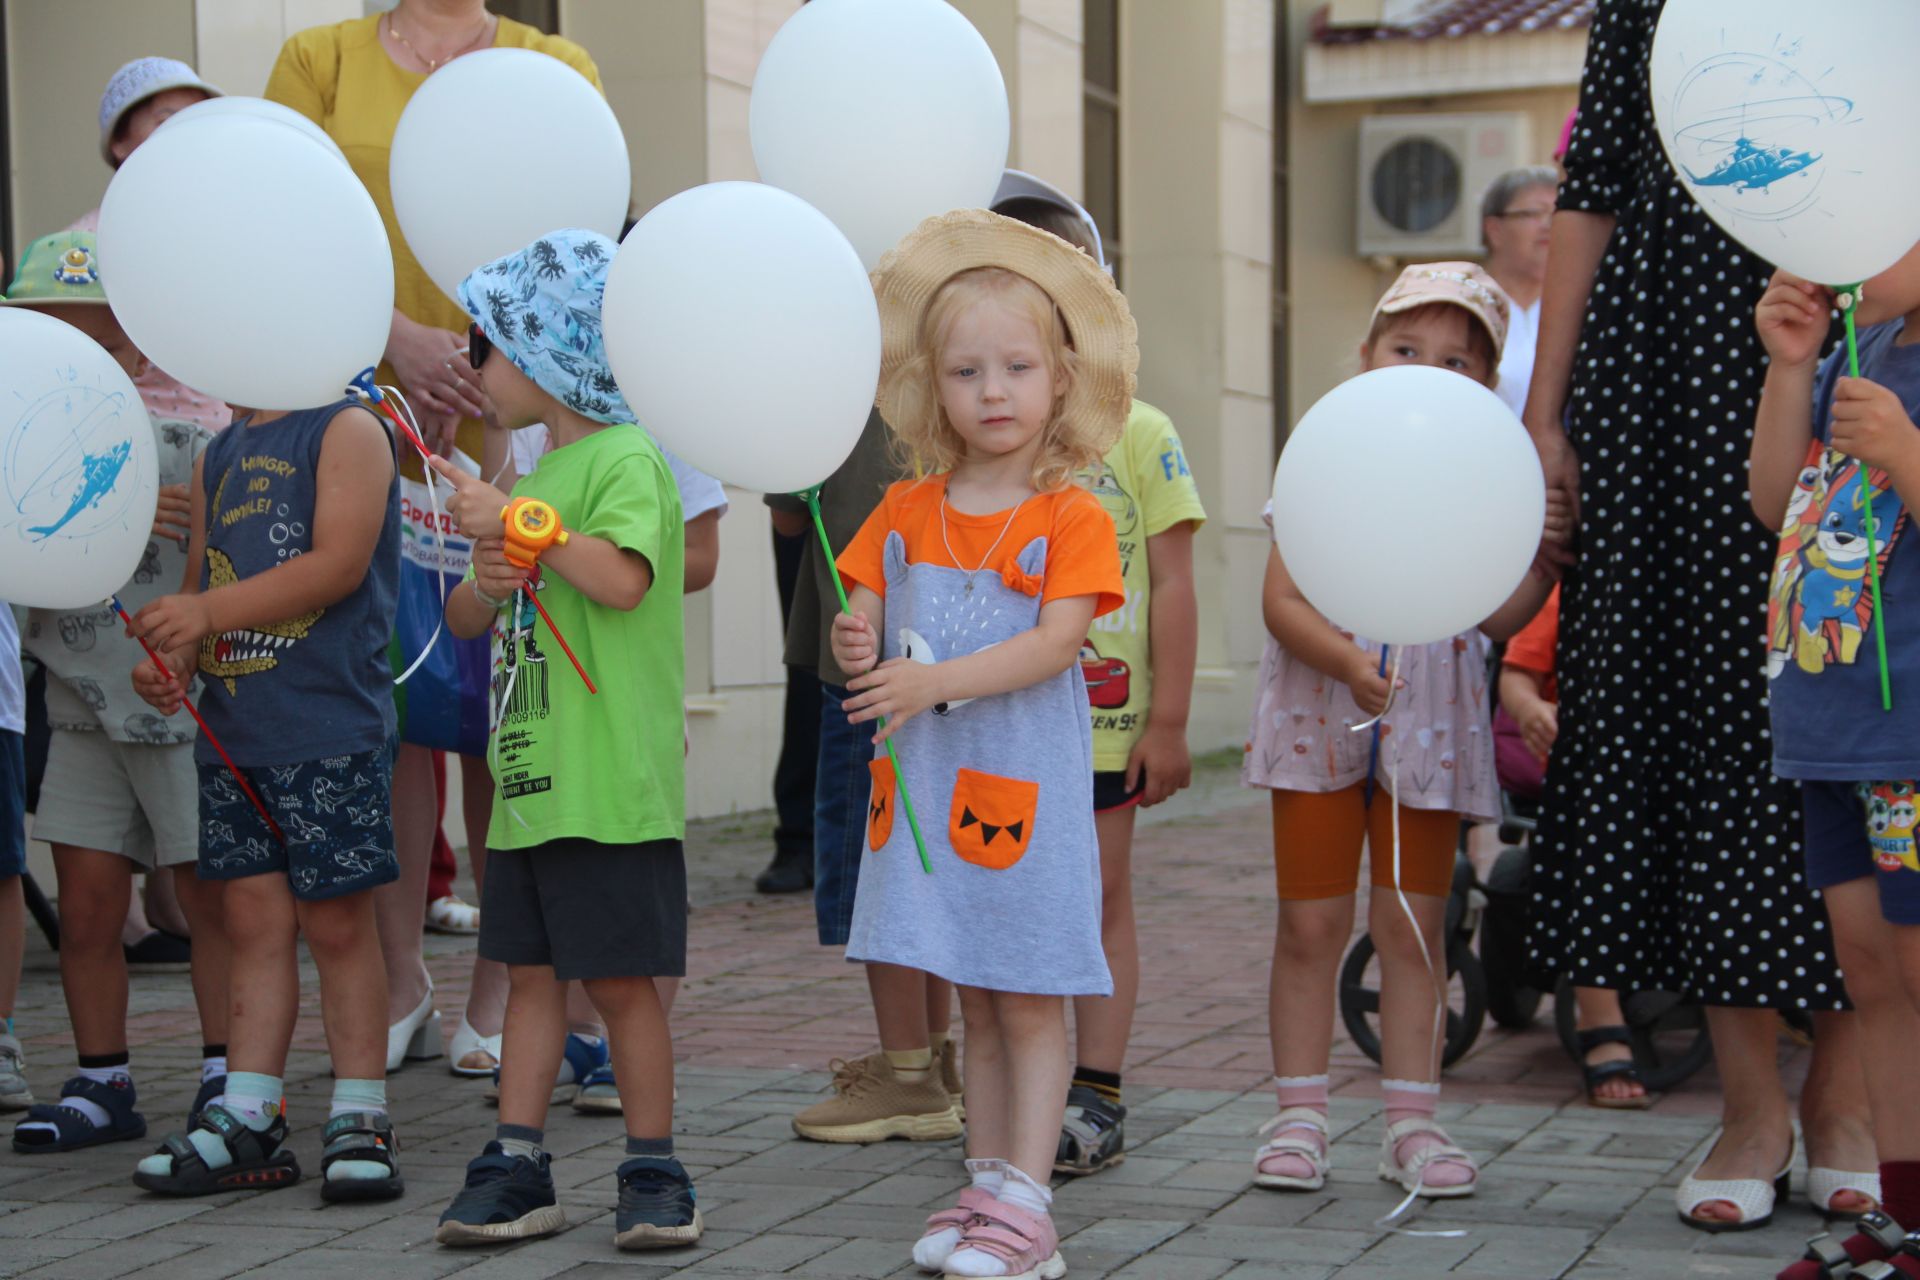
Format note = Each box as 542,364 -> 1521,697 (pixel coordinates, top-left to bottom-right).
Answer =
1338,931 -> 1487,1069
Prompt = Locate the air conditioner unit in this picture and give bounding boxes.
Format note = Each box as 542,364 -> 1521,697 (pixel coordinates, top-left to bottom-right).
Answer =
1356,113 -> 1533,258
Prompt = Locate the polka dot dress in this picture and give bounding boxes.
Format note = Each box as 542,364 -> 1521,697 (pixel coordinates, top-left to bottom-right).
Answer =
1526,0 -> 1844,1010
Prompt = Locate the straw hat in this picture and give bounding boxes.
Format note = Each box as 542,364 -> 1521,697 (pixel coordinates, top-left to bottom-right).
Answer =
871,209 -> 1138,449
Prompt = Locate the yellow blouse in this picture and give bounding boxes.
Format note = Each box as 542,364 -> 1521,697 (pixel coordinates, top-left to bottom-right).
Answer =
264,15 -> 603,462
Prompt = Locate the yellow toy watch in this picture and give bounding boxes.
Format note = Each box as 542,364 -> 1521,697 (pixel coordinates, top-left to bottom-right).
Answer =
500,497 -> 569,569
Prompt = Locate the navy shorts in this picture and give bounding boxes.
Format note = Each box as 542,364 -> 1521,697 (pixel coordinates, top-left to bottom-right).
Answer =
0,729 -> 22,879
1802,779 -> 1920,924
480,837 -> 687,980
1093,770 -> 1143,814
197,741 -> 399,901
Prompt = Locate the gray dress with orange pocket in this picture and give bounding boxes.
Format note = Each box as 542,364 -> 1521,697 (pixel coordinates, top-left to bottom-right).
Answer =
846,531 -> 1113,997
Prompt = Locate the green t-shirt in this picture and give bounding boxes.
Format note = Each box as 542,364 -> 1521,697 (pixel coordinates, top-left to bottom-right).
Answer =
486,425 -> 685,850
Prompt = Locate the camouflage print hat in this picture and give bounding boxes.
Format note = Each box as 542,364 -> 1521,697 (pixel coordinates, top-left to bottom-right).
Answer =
455,228 -> 633,425
1,231 -> 108,307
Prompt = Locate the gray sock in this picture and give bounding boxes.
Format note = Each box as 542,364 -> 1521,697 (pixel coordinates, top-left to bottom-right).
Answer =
625,1135 -> 673,1158
497,1123 -> 544,1161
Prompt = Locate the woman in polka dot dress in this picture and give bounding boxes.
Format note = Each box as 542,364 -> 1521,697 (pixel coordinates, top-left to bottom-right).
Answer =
1522,0 -> 1874,1231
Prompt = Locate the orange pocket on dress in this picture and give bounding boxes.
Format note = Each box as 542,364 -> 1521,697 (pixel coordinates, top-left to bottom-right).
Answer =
867,757 -> 896,851
948,768 -> 1039,870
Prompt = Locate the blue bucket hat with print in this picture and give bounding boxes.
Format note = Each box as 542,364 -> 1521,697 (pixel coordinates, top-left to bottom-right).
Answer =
455,228 -> 634,426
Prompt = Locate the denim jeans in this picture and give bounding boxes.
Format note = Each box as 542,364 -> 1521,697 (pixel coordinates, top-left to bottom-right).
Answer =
812,682 -> 870,946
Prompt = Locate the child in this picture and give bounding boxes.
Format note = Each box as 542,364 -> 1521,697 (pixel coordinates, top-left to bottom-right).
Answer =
487,424 -> 726,1113
1,231 -> 231,1154
1756,255 -> 1920,1279
125,320 -> 402,1199
991,175 -> 1206,1175
833,209 -> 1131,1278
427,230 -> 697,1251
1244,263 -> 1549,1201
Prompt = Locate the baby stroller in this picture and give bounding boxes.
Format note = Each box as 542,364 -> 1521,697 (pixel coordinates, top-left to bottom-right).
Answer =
1337,688 -> 1716,1088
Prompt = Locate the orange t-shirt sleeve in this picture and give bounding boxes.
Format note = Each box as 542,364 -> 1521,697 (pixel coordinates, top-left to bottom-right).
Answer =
836,486 -> 900,599
1041,490 -> 1125,618
1501,585 -> 1560,676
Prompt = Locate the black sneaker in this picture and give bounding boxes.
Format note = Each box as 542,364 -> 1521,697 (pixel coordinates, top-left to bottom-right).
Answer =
613,1155 -> 702,1250
1055,1084 -> 1127,1176
434,1142 -> 565,1246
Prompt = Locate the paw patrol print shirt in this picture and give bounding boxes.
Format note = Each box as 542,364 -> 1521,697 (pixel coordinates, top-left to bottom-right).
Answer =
834,476 -> 1124,996
1767,317 -> 1920,781
194,399 -> 400,766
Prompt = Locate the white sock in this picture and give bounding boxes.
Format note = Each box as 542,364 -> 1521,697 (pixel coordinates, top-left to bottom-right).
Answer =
14,1063 -> 128,1140
997,1166 -> 1051,1216
325,1078 -> 391,1183
201,1055 -> 226,1084
136,1071 -> 278,1179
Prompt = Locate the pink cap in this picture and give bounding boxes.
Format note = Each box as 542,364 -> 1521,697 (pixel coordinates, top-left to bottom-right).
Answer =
1369,261 -> 1511,359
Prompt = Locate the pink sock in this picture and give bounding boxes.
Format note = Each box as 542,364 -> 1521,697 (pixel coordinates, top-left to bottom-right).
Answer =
1257,1075 -> 1329,1181
1382,1078 -> 1474,1189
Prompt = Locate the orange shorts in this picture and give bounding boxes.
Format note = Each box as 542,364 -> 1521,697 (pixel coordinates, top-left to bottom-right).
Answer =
1268,785 -> 1459,901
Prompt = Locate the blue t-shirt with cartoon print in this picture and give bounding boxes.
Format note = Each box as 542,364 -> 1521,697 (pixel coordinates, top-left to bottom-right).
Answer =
1767,317 -> 1920,781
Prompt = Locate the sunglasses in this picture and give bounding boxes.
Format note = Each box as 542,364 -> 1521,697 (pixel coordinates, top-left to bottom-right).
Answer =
467,323 -> 491,372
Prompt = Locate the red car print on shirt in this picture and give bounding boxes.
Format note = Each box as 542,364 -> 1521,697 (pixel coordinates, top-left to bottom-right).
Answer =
1080,641 -> 1131,709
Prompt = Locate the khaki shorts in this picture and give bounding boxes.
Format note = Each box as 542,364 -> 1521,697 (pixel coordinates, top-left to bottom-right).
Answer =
33,728 -> 199,869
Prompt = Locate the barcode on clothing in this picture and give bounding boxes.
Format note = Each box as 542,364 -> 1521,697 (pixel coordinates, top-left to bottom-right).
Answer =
495,659 -> 550,723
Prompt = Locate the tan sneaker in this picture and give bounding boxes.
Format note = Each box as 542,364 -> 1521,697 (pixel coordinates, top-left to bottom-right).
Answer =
791,1051 -> 962,1143
939,1038 -> 965,1121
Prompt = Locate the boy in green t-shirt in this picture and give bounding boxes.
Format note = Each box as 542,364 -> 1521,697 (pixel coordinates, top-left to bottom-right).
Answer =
426,230 -> 695,1252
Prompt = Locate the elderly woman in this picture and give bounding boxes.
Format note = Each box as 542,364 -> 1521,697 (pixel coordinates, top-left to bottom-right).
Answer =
1479,165 -> 1556,419
265,0 -> 603,1081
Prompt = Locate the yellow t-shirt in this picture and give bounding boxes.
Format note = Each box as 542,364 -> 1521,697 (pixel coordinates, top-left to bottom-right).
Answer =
1076,400 -> 1206,771
263,16 -> 604,468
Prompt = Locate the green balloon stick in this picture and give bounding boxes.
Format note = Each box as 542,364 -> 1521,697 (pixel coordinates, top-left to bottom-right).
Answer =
799,486 -> 935,874
1837,285 -> 1894,712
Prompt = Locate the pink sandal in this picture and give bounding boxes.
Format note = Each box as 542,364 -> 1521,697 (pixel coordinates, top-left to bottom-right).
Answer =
914,1185 -> 999,1273
944,1195 -> 1065,1279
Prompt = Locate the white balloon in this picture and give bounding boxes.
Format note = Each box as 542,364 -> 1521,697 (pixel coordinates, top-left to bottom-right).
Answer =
750,0 -> 1009,268
1651,0 -> 1920,285
603,182 -> 880,495
164,95 -> 349,166
391,48 -> 630,302
1271,367 -> 1544,646
98,114 -> 392,411
0,310 -> 160,609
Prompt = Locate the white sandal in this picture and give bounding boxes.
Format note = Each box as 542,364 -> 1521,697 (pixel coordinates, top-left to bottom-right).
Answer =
1675,1128 -> 1796,1232
1808,1165 -> 1882,1220
425,894 -> 480,935
1253,1107 -> 1330,1191
448,1014 -> 502,1078
1378,1116 -> 1478,1199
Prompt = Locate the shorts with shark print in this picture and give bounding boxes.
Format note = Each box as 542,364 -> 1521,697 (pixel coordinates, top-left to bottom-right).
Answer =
1802,779 -> 1920,925
197,740 -> 398,900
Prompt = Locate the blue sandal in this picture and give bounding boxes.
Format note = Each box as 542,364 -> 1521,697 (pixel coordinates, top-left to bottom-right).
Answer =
11,1076 -> 146,1153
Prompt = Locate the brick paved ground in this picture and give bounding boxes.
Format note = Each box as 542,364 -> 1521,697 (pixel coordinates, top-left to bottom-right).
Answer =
1,760 -> 1826,1278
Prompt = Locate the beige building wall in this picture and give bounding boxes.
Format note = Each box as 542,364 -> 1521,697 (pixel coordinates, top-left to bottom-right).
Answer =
1281,0 -> 1579,425
1124,0 -> 1277,747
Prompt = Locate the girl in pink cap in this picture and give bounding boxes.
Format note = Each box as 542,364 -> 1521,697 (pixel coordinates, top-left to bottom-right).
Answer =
1246,262 -> 1557,1203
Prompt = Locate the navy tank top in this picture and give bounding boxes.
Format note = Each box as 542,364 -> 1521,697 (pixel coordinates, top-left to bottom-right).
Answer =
195,397 -> 399,765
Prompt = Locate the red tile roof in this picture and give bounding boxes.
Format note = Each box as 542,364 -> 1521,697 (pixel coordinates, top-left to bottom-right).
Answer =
1311,0 -> 1595,45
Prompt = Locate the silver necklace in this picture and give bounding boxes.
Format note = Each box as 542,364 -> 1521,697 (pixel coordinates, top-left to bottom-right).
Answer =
939,492 -> 1028,596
